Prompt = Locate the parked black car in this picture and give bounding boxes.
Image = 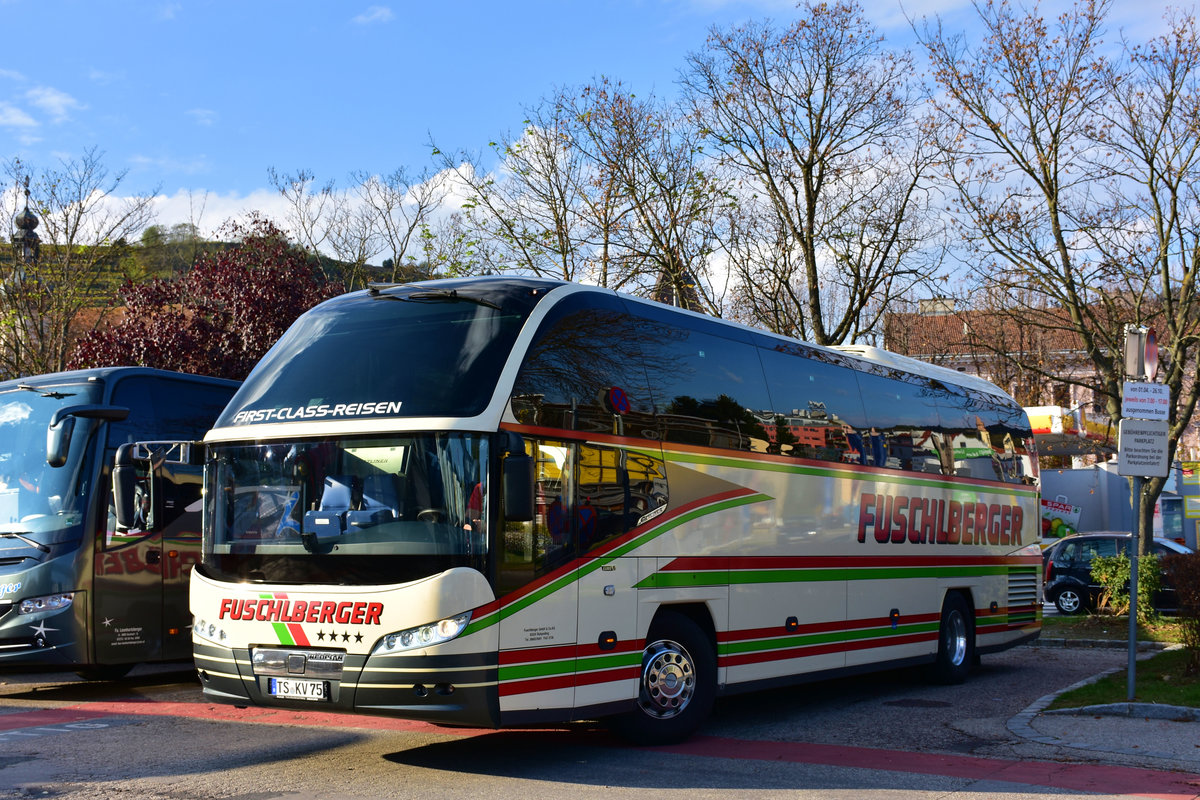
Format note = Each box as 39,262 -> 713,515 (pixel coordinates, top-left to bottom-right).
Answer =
1042,532 -> 1193,614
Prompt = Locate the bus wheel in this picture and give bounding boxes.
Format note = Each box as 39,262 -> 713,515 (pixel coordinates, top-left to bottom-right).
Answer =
75,664 -> 133,681
932,593 -> 974,685
608,610 -> 715,746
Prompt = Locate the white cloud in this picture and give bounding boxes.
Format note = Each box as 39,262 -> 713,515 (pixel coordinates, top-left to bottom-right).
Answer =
150,188 -> 294,239
88,67 -> 124,85
352,5 -> 393,24
0,102 -> 36,128
187,108 -> 218,126
26,87 -> 83,123
0,69 -> 26,82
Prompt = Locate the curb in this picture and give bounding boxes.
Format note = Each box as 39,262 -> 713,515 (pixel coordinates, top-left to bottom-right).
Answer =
1006,643 -> 1198,763
1035,637 -> 1170,651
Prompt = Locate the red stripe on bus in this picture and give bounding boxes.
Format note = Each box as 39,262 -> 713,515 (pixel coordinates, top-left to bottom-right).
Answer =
493,487 -> 763,609
500,643 -> 578,665
499,665 -> 641,698
721,631 -> 937,667
498,673 -> 576,697
288,624 -> 310,646
500,638 -> 641,667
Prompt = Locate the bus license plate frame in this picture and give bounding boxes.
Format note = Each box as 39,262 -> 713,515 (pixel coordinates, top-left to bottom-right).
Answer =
268,677 -> 330,701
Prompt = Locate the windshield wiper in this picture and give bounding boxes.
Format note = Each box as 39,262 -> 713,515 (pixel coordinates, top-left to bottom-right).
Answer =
18,384 -> 75,400
367,285 -> 502,310
0,531 -> 51,553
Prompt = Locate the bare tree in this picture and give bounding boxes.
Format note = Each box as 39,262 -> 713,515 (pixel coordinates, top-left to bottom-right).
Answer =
681,1 -> 941,344
1,147 -> 156,378
267,167 -> 337,257
567,78 -> 731,312
353,166 -> 448,282
434,91 -> 617,284
920,0 -> 1200,549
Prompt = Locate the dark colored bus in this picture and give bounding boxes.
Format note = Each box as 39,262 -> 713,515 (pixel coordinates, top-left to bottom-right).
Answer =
0,367 -> 237,678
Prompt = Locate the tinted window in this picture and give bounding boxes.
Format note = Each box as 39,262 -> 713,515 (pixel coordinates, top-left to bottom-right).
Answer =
636,316 -> 772,452
856,371 -> 947,474
109,376 -> 236,450
220,282 -> 547,426
759,343 -> 869,462
576,443 -> 667,552
934,386 -> 1032,483
511,292 -> 656,435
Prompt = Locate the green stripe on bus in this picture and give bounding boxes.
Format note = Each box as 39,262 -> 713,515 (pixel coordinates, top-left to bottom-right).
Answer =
483,492 -> 772,628
271,622 -> 294,645
718,622 -> 939,656
659,450 -> 1037,500
637,564 -> 1007,588
499,659 -> 575,681
499,651 -> 640,683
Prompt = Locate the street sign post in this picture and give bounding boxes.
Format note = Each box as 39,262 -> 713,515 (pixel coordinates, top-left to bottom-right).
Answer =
1117,418 -> 1171,478
1119,324 -> 1169,701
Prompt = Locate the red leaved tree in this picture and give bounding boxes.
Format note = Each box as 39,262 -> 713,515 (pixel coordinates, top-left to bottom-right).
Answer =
69,216 -> 345,381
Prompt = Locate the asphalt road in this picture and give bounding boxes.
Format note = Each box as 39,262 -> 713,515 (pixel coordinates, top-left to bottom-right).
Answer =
0,643 -> 1196,800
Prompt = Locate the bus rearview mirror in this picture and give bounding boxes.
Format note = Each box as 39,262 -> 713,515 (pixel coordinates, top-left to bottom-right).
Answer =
46,405 -> 131,468
46,416 -> 76,468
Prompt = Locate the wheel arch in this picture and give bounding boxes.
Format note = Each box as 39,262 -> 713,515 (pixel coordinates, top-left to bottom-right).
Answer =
648,602 -> 716,643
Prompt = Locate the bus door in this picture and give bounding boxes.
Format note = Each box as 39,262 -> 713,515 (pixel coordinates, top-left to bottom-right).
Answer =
94,454 -> 204,664
94,461 -> 163,664
573,442 -> 665,710
496,439 -> 579,714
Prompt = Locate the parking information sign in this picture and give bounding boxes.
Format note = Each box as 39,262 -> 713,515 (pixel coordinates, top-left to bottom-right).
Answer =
1117,418 -> 1170,477
1122,381 -> 1170,421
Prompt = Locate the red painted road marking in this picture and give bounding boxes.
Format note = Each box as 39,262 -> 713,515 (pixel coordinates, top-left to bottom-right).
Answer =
0,708 -> 112,731
35,699 -> 1200,798
661,736 -> 1200,800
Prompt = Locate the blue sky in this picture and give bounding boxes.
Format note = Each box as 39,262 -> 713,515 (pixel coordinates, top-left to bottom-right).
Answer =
0,0 -> 1186,235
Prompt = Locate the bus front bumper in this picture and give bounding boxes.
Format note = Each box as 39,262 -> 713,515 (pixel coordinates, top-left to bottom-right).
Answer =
194,639 -> 500,728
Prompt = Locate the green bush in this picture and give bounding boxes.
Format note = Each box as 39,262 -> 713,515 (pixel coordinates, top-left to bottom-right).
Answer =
1162,553 -> 1200,675
1091,553 -> 1161,622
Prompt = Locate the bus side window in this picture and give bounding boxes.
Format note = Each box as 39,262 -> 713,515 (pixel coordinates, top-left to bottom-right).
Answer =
497,440 -> 575,596
104,376 -> 236,547
757,345 -> 869,465
576,444 -> 667,553
856,372 -> 946,474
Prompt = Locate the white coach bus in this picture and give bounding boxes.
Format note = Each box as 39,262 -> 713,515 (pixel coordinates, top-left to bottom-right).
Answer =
178,277 -> 1041,744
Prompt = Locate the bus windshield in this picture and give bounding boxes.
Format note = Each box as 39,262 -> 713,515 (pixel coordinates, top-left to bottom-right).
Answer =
0,381 -> 101,542
203,433 -> 489,585
215,280 -> 549,428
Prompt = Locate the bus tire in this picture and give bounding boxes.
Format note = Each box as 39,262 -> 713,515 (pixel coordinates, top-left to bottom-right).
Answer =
608,610 -> 715,746
932,593 -> 974,685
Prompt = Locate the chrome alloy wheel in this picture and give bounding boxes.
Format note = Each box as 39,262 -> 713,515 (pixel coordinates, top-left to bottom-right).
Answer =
945,608 -> 968,667
638,639 -> 696,719
1055,588 -> 1082,614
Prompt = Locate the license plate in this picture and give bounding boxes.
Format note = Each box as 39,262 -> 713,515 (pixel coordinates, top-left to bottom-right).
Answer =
268,677 -> 329,701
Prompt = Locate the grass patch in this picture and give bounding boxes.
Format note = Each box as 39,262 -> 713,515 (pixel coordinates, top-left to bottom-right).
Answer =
1041,613 -> 1186,644
1045,647 -> 1200,710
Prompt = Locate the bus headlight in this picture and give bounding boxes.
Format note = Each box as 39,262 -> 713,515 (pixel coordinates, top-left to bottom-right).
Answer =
372,612 -> 471,655
18,592 -> 74,614
192,617 -> 228,645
